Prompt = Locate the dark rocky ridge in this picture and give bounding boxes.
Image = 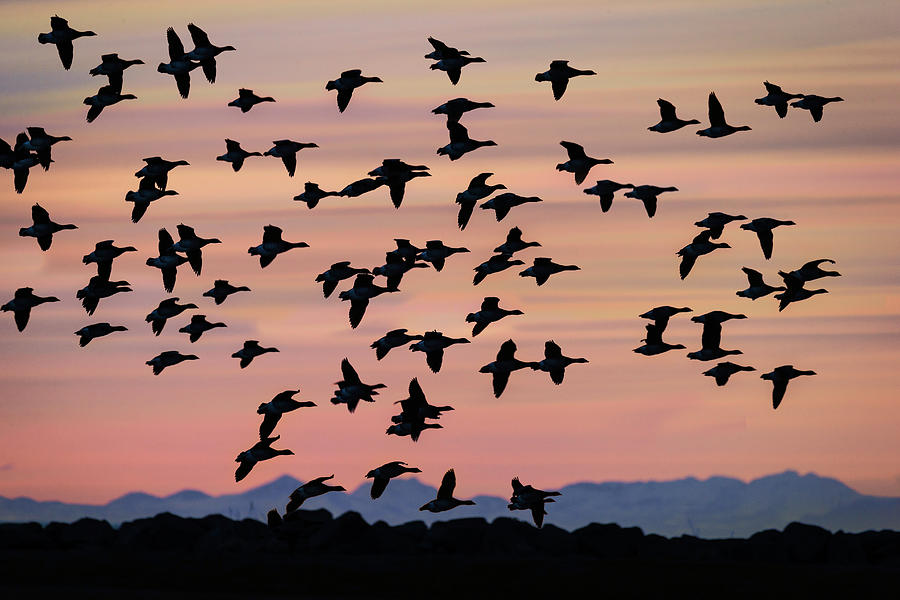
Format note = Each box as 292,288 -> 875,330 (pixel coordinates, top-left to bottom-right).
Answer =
1,511 -> 897,598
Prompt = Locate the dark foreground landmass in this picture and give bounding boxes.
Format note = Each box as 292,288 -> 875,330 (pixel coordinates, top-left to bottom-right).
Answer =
1,510 -> 898,599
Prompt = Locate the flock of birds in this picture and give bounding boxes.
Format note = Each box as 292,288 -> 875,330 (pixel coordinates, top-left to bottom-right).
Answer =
2,17 -> 845,528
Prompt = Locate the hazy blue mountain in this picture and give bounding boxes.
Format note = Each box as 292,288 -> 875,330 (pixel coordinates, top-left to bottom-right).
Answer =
2,471 -> 897,537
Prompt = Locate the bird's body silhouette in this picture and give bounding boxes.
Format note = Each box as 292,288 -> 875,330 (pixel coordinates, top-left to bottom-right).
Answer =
387,239 -> 423,262
761,365 -> 816,409
791,94 -> 843,122
473,253 -> 524,285
633,322 -> 686,356
76,275 -> 131,315
316,262 -> 370,298
520,257 -> 580,286
89,54 -> 144,91
228,88 -> 275,112
145,228 -> 189,293
687,311 -> 746,361
146,350 -> 198,376
178,314 -> 226,343
509,477 -> 561,528
171,224 -> 221,276
203,279 -> 250,305
433,97 -> 494,125
420,469 -> 475,512
83,240 -> 136,280
786,259 -> 841,283
694,212 -> 747,239
624,185 -> 678,218
431,55 -> 486,85
331,358 -> 386,414
19,204 -> 77,251
369,159 -> 431,208
391,378 -> 453,425
480,192 -> 542,222
494,226 -> 540,256
74,322 -> 127,347
232,340 -> 279,368
532,340 -> 588,384
456,172 -> 506,229
183,23 -> 235,83
286,475 -> 345,512
258,390 -> 316,439
38,16 -> 96,70
217,139 -> 261,172
125,177 -> 178,223
22,127 -> 71,171
372,252 -> 429,290
248,225 -> 308,268
235,436 -> 292,483
371,329 -> 423,360
557,141 -> 612,184
424,37 -> 469,61
417,240 -> 469,271
338,273 -> 399,328
648,99 -> 700,133
10,133 -> 42,194
366,461 -> 422,499
677,230 -> 731,280
754,81 -> 803,118
703,361 -> 756,386
145,297 -> 197,335
135,156 -> 188,190
583,180 -> 635,212
639,305 -> 692,332
339,177 -> 385,198
774,272 -> 828,312
294,182 -> 339,208
326,70 -> 382,112
480,339 -> 539,397
2,287 -> 59,332
437,122 -> 497,160
466,296 -> 523,337
409,331 -> 470,373
736,267 -> 785,300
697,92 -> 751,138
265,140 -> 318,177
83,84 -> 136,123
535,60 -> 596,100
741,217 -> 795,260
157,28 -> 201,99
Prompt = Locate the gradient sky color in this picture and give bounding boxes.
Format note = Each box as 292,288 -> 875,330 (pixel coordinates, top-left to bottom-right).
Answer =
1,0 -> 899,504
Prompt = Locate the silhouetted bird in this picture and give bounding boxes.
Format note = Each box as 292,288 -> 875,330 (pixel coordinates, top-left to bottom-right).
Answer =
84,84 -> 136,123
2,287 -> 59,332
258,390 -> 316,439
38,15 -> 96,70
754,81 -> 803,118
228,88 -> 275,112
420,469 -> 475,512
76,275 -> 131,315
774,272 -> 828,312
473,253 -> 524,285
741,217 -> 795,260
633,322 -> 686,356
703,361 -> 756,386
583,180 -> 635,212
235,436 -> 292,483
157,28 -> 200,98
392,378 -> 454,423
648,98 -> 700,133
294,181 -> 339,208
509,477 -> 561,528
639,305 -> 692,332
146,350 -> 198,376
417,240 -> 469,271
265,140 -> 318,177
326,70 -> 382,112
387,239 -> 423,262
736,267 -> 785,300
316,262 -> 370,298
687,311 -> 746,361
217,139 -> 261,172
171,224 -> 220,276
677,230 -> 731,280
74,322 -> 127,347
532,340 -> 588,384
89,53 -> 144,91
248,225 -> 309,268
424,37 -> 470,61
232,340 -> 279,368
332,358 -> 386,414
455,172 -> 506,230
786,259 -> 841,283
135,156 -> 189,190
371,329 -> 423,360
145,297 -> 197,335
480,339 -> 539,397
22,127 -> 71,171
183,23 -> 235,83
19,203 -> 76,251
761,365 -> 816,409
146,228 -> 189,293
494,226 -> 541,255
203,279 -> 250,305
520,257 -> 580,286
10,134 -> 41,193
557,141 -> 612,184
367,159 -> 429,179
466,296 -> 523,337
437,122 -> 497,160
125,177 -> 178,223
339,177 -> 385,198
83,240 -> 136,280
535,60 -> 596,100
624,185 -> 678,218
338,273 -> 399,328
480,192 -> 542,221
178,314 -> 226,342
791,94 -> 843,122
431,54 -> 485,85
697,92 -> 751,138
372,252 -> 429,290
366,461 -> 422,499
694,212 -> 747,239
433,97 -> 494,125
410,331 -> 470,373
286,475 -> 345,512
369,160 -> 431,208
386,420 -> 443,442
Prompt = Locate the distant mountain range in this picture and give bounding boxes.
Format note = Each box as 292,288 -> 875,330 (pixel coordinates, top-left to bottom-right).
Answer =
2,470 -> 898,538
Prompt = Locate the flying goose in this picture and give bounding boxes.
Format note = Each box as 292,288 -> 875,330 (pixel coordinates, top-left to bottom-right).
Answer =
694,212 -> 747,239
386,239 -> 423,262
339,177 -> 385,198
84,85 -> 136,123
509,477 -> 561,528
265,140 -> 318,177
10,134 -> 41,194
22,127 -> 71,171
437,122 -> 497,161
372,252 -> 429,290
125,177 -> 178,223
338,273 -> 399,328
686,311 -> 746,361
203,279 -> 250,305
331,358 -> 386,413
217,139 -> 262,172
466,296 -> 523,337
366,461 -> 422,499
624,185 -> 678,218
294,182 -> 339,208
248,225 -> 309,268
532,340 -> 588,384
761,365 -> 816,409
89,53 -> 144,91
557,141 -> 612,184
740,217 -> 795,260
232,340 -> 279,369
235,436 -> 293,483
479,339 -> 539,397
702,362 -> 756,386
367,159 -> 429,179
146,228 -> 189,293
786,259 -> 841,283
774,272 -> 828,312
519,257 -> 580,286
178,314 -> 226,343
420,469 -> 475,512
417,240 -> 470,271
535,60 -> 596,100
392,378 -> 454,423
38,15 -> 96,70
648,98 -> 700,133
369,161 -> 431,208
171,224 -> 221,276
424,37 -> 470,61
76,275 -> 131,315
754,81 -> 803,118
432,97 -> 494,125
736,267 -> 785,300
632,322 -> 686,356
326,69 -> 383,113
431,54 -> 486,85
677,230 -> 731,280
316,262 -> 370,298
639,306 -> 692,332
146,350 -> 198,376
2,287 -> 59,332
494,226 -> 540,255
583,180 -> 635,213
228,88 -> 275,113
145,297 -> 197,335
409,330 -> 470,373
19,203 -> 76,251
183,23 -> 235,83
74,323 -> 127,347
791,94 -> 843,123
386,421 -> 443,442
258,390 -> 316,439
473,253 -> 524,286
371,329 -> 424,360
697,92 -> 751,138
480,192 -> 542,221
157,28 -> 200,99
135,156 -> 189,190
83,240 -> 136,280
286,476 -> 345,512
456,173 -> 506,230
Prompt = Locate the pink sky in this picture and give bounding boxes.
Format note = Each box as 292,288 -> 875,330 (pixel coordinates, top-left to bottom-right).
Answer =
1,0 -> 899,504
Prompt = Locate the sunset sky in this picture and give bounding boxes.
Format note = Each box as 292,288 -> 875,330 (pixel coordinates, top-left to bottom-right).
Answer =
1,0 -> 898,505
